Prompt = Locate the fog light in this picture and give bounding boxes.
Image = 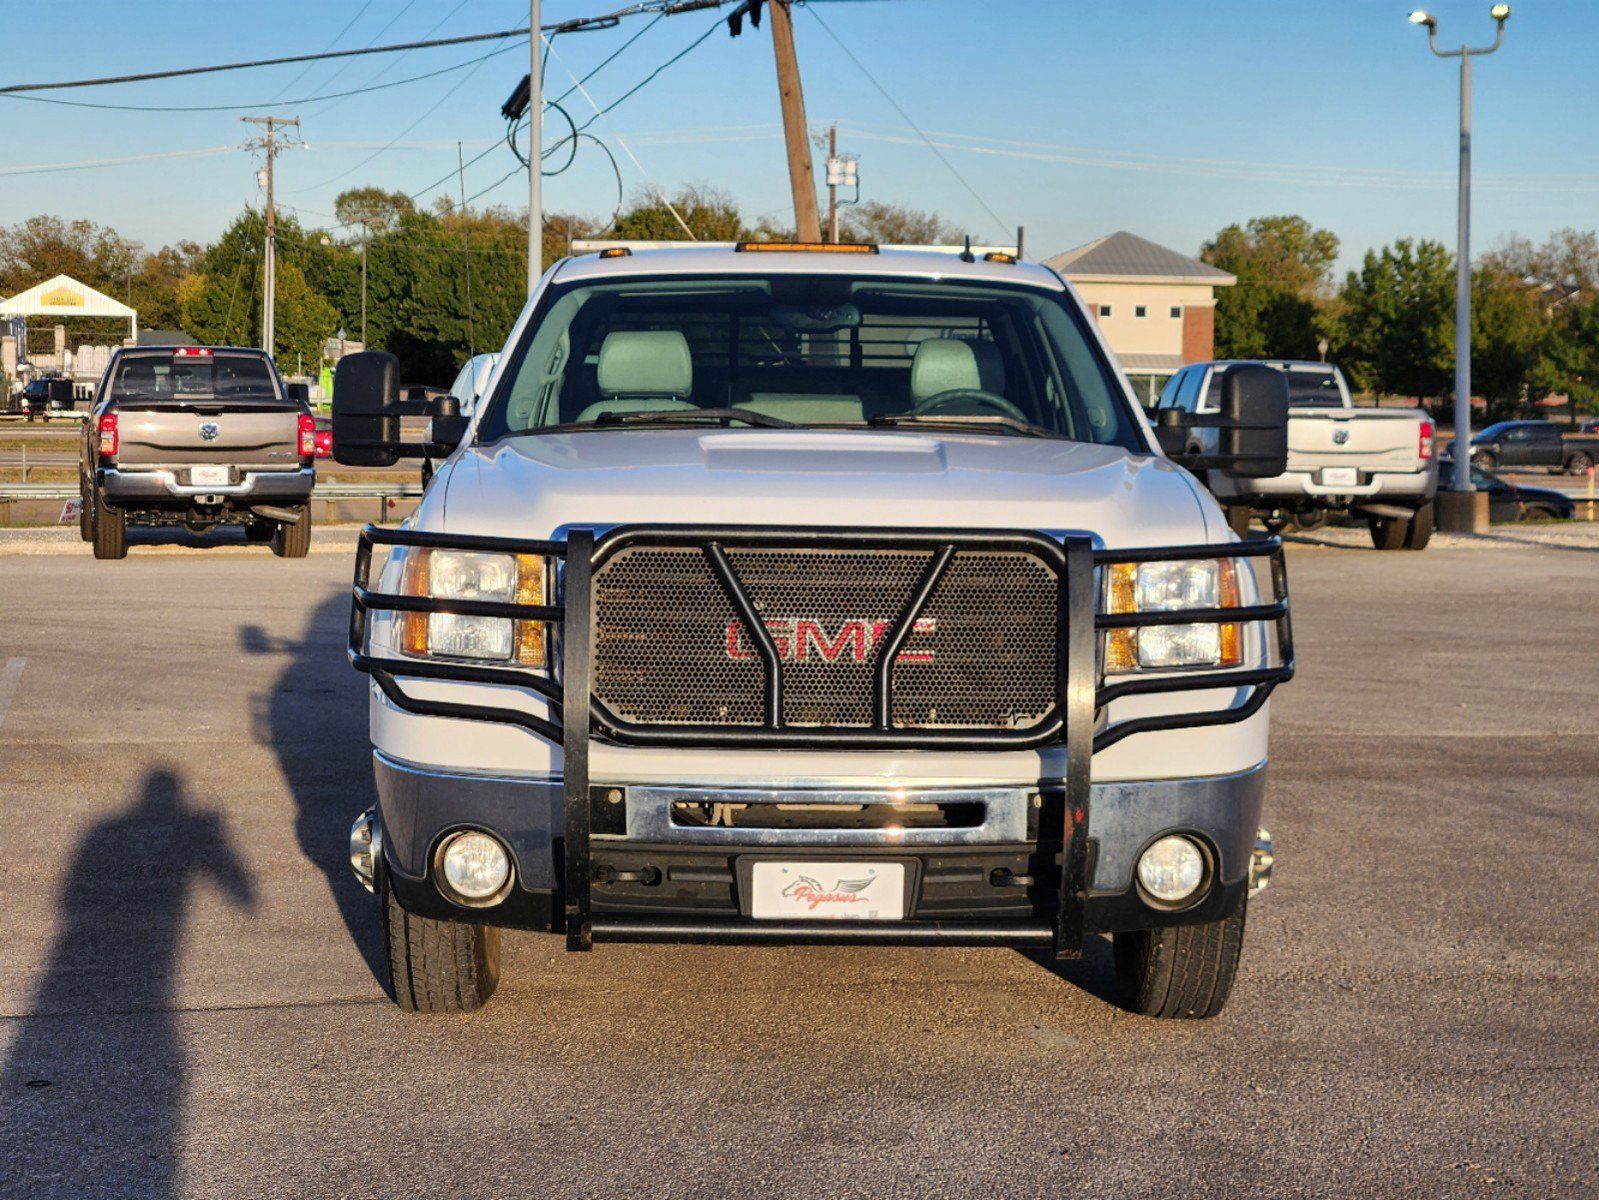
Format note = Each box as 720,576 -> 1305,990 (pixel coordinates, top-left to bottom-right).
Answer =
438,830 -> 512,903
1137,835 -> 1206,905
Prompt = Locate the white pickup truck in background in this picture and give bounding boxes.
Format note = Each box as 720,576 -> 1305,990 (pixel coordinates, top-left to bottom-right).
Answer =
1155,360 -> 1438,550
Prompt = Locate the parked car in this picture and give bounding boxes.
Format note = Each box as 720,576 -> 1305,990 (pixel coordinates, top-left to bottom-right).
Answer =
1466,464 -> 1576,522
446,351 -> 500,418
79,345 -> 317,559
1155,360 -> 1436,550
334,242 -> 1294,1020
12,377 -> 73,421
1440,419 -> 1599,475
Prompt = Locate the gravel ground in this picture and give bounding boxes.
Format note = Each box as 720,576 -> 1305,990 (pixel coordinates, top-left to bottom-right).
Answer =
0,538 -> 1595,1198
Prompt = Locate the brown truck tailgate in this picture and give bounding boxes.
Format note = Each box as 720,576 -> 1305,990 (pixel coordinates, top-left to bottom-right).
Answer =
111,401 -> 304,467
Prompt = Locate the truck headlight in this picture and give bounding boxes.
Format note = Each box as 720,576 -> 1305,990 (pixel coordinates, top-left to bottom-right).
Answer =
1104,559 -> 1242,673
400,548 -> 548,666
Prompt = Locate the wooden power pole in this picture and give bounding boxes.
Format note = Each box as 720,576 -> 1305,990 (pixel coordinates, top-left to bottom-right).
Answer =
242,115 -> 298,358
768,1 -> 821,242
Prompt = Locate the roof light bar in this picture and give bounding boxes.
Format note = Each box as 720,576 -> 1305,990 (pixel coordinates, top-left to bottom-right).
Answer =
983,251 -> 1018,264
598,246 -> 632,258
733,241 -> 879,254
172,347 -> 214,357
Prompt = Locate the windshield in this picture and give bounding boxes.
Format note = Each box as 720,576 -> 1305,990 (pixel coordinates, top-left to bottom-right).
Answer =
475,273 -> 1143,449
110,353 -> 279,401
1281,368 -> 1343,407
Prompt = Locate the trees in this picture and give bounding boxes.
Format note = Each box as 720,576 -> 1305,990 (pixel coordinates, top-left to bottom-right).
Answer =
839,201 -> 962,246
1201,216 -> 1339,361
1336,239 -> 1455,398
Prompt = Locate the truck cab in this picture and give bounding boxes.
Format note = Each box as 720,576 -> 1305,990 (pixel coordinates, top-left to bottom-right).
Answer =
336,244 -> 1293,1020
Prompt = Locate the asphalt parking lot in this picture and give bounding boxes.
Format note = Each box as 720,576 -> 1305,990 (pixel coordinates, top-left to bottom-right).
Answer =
1,530 -> 1596,1198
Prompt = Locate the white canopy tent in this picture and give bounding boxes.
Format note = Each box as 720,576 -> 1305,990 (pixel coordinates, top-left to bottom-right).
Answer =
0,274 -> 138,342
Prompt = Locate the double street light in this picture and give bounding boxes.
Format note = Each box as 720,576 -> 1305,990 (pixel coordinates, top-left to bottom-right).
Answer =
1408,4 -> 1511,525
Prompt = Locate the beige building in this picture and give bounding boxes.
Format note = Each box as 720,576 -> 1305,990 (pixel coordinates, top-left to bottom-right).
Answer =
1044,231 -> 1234,402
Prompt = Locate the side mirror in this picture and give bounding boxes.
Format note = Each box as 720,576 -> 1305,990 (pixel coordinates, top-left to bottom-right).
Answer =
284,380 -> 311,406
1155,365 -> 1288,479
426,394 -> 469,451
331,351 -> 402,467
1216,364 -> 1289,478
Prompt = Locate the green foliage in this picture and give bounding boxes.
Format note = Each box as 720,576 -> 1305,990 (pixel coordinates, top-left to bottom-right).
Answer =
1336,238 -> 1455,398
610,185 -> 747,242
1201,215 -> 1339,360
839,201 -> 963,245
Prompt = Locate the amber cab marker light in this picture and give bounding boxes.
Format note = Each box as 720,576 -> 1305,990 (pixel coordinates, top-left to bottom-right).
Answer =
734,241 -> 879,254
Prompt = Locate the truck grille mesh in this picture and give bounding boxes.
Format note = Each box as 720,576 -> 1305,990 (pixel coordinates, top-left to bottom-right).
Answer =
591,543 -> 1058,731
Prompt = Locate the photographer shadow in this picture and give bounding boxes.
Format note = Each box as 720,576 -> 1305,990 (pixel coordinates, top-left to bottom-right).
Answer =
0,768 -> 256,1199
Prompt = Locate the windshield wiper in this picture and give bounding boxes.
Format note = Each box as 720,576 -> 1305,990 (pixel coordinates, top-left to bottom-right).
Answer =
867,413 -> 1058,439
592,407 -> 796,430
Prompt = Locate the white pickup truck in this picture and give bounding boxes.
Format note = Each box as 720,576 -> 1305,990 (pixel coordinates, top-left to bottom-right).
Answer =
333,243 -> 1294,1021
1156,360 -> 1438,550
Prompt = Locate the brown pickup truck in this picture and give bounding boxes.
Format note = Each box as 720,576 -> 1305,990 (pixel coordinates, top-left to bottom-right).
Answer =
79,346 -> 317,559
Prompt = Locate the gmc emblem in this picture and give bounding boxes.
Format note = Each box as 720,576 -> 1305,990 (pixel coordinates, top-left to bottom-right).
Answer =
725,618 -> 936,664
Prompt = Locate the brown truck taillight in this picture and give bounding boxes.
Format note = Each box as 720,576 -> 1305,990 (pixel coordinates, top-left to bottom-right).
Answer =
1419,418 -> 1435,462
298,412 -> 317,458
98,413 -> 118,459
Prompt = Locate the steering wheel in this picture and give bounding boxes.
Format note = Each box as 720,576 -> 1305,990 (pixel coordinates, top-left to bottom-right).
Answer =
910,389 -> 1030,423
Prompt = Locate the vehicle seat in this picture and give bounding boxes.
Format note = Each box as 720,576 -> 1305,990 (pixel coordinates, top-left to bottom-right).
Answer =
908,338 -> 1005,403
739,393 -> 864,424
573,330 -> 696,423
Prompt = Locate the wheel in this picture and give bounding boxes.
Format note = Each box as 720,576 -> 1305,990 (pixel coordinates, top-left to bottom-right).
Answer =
1470,449 -> 1496,470
1224,506 -> 1254,537
78,480 -> 92,542
381,871 -> 499,1013
270,505 -> 312,558
1113,908 -> 1246,1020
1291,509 -> 1329,532
1566,450 -> 1594,475
91,490 -> 127,560
244,520 -> 275,543
1368,514 -> 1408,551
1402,502 -> 1434,550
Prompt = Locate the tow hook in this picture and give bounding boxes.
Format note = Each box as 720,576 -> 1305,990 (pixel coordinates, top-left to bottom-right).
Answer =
349,806 -> 382,893
1249,827 -> 1274,896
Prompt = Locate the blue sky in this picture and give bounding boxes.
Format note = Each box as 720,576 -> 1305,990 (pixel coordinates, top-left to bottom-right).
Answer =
2,0 -> 1596,272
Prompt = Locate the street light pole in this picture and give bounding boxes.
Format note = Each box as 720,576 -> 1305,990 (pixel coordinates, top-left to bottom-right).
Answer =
1410,6 -> 1509,530
527,0 -> 542,296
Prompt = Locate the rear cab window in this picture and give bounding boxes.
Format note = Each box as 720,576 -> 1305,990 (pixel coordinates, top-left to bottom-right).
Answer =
109,351 -> 281,404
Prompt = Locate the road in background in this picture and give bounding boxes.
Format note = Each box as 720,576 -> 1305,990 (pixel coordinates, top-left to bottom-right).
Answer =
0,540 -> 1596,1197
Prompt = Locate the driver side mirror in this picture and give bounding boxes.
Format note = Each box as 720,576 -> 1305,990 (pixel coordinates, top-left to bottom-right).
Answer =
1154,364 -> 1289,479
331,351 -> 402,467
426,395 -> 469,451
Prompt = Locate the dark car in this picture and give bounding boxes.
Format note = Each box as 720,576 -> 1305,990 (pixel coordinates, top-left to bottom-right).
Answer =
1467,465 -> 1575,522
1442,420 -> 1599,475
13,377 -> 72,421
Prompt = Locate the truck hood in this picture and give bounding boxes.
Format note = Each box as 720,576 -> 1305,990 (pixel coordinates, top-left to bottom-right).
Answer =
437,428 -> 1212,549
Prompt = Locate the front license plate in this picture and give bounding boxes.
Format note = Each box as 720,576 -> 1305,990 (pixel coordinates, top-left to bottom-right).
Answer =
1321,467 -> 1358,487
191,465 -> 230,487
749,861 -> 906,921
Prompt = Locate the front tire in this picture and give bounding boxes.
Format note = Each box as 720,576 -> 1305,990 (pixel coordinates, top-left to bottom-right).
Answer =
1471,449 -> 1496,470
270,505 -> 312,558
91,490 -> 127,559
1113,908 -> 1246,1020
1566,450 -> 1594,475
381,872 -> 500,1013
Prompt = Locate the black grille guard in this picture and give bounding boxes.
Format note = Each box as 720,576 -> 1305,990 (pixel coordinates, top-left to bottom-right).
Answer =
348,524 -> 1293,955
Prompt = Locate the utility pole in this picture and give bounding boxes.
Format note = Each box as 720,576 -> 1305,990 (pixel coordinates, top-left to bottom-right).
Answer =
827,125 -> 837,243
242,115 -> 299,359
768,1 -> 820,242
460,141 -> 475,356
527,0 -> 542,296
1408,5 -> 1510,532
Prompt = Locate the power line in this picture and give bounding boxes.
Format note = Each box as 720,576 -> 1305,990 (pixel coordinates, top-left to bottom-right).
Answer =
0,2 -> 734,96
803,4 -> 1011,239
0,26 -> 534,95
268,0 -> 378,102
312,0 -> 476,119
0,44 -> 523,113
0,145 -> 237,177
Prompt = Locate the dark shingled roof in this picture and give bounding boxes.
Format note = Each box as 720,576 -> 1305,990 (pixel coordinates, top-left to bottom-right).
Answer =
1044,231 -> 1234,282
